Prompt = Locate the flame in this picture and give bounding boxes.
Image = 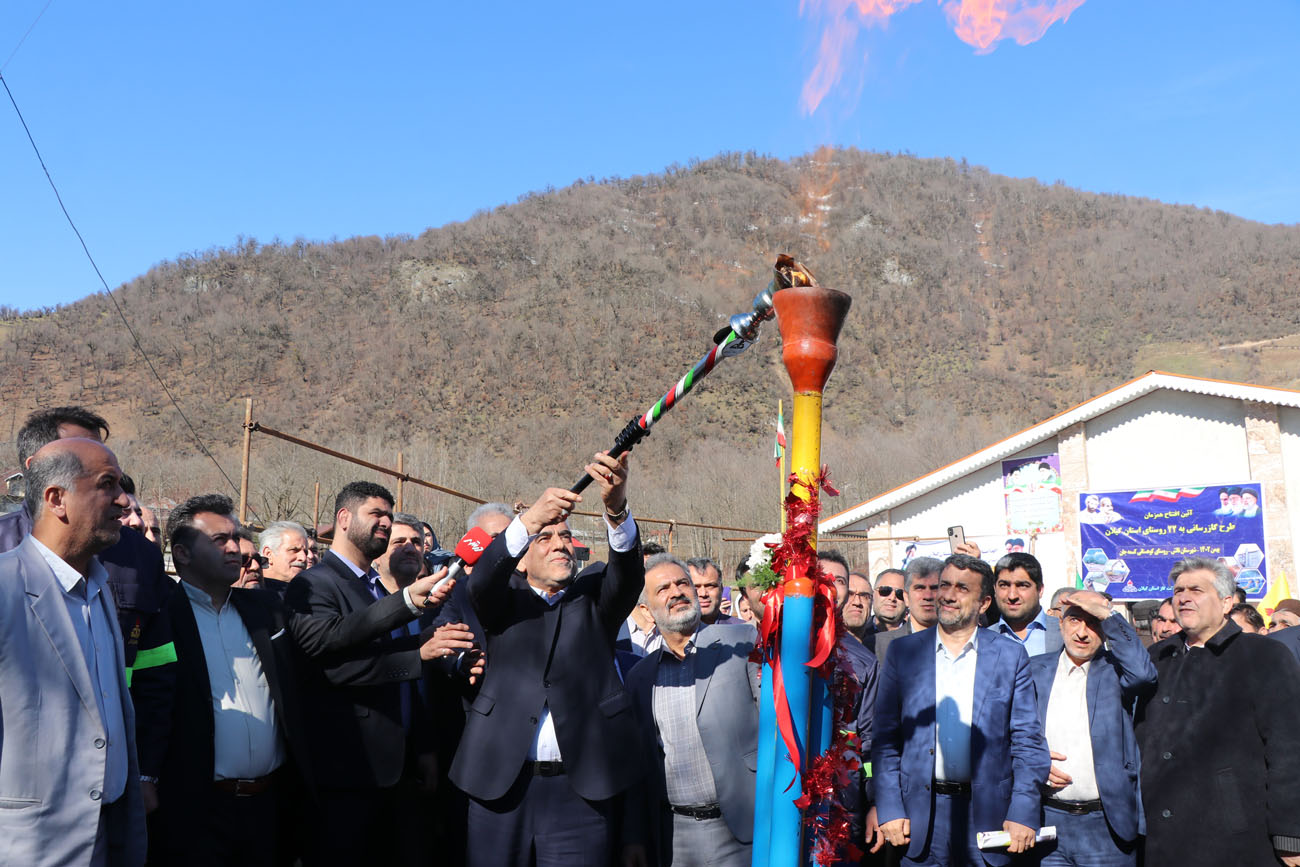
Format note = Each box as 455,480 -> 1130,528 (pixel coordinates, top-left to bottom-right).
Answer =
800,0 -> 1086,112
800,0 -> 923,114
942,0 -> 1086,54
799,145 -> 840,252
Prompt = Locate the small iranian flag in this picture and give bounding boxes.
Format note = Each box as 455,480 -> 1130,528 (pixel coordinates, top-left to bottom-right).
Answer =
1129,487 -> 1206,503
774,401 -> 787,467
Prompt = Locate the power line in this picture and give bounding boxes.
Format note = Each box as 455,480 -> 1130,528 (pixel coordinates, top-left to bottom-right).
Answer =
0,72 -> 259,520
2,0 -> 56,72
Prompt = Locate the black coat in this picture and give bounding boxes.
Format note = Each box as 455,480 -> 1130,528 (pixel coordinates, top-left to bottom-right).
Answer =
448,529 -> 644,802
1135,620 -> 1300,866
133,585 -> 313,859
286,551 -> 432,789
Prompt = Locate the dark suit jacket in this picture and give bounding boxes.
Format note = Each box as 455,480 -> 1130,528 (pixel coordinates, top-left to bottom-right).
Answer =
624,622 -> 759,856
0,508 -> 174,669
870,618 -> 913,665
286,551 -> 431,789
134,586 -> 312,858
1268,623 -> 1300,664
873,627 -> 1050,867
1136,622 -> 1300,867
449,529 -> 644,802
1029,612 -> 1156,842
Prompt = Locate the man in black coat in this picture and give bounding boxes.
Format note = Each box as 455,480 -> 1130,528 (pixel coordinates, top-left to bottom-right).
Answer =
450,451 -> 644,867
1136,557 -> 1300,867
0,406 -> 175,674
285,481 -> 467,866
133,495 -> 313,866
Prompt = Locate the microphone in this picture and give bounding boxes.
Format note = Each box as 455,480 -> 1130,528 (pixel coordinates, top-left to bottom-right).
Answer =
432,526 -> 494,592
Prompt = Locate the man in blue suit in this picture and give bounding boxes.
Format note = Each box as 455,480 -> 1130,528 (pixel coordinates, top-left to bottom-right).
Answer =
1030,589 -> 1157,866
874,553 -> 1050,866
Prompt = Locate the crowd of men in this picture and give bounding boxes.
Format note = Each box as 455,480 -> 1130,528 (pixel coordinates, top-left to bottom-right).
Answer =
3,405 -> 1300,867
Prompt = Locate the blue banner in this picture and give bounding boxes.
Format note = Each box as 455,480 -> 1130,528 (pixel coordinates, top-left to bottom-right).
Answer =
1078,483 -> 1267,600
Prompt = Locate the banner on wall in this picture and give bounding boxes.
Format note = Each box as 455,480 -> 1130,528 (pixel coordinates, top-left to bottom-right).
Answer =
1002,454 -> 1063,535
1077,482 -> 1267,601
895,535 -> 1021,571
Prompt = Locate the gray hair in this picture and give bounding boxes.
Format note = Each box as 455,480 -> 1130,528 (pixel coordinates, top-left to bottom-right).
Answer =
392,512 -> 424,535
467,502 -> 514,533
24,448 -> 86,519
644,552 -> 699,635
1049,586 -> 1072,610
1169,557 -> 1236,599
646,551 -> 690,579
904,556 -> 944,585
686,556 -> 719,577
258,520 -> 309,554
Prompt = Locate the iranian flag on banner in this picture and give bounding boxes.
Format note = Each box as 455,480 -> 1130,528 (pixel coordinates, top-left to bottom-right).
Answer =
1129,487 -> 1206,503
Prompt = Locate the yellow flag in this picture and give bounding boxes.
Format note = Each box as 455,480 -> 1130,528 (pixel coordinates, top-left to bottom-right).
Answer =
1258,569 -> 1293,623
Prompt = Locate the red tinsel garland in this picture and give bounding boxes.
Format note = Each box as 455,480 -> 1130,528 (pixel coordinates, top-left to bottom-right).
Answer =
751,467 -> 864,865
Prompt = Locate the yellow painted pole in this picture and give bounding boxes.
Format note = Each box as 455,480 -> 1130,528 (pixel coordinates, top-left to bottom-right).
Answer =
778,399 -> 788,533
789,392 -> 823,547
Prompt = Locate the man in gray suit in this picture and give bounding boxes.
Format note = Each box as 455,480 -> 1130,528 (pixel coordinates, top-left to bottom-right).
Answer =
990,552 -> 1064,657
623,553 -> 759,867
0,438 -> 146,866
871,556 -> 944,665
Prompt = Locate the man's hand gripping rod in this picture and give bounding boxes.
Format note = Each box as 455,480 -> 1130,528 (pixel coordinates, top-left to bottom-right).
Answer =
567,255 -> 816,494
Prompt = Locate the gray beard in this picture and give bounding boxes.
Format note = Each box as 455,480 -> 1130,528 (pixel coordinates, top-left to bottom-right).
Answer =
655,598 -> 702,636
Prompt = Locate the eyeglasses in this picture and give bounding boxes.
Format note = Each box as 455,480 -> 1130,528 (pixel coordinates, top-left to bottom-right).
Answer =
876,585 -> 903,599
241,554 -> 265,568
846,591 -> 872,602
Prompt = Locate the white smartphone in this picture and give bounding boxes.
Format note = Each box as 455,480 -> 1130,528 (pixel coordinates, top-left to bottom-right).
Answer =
947,525 -> 966,552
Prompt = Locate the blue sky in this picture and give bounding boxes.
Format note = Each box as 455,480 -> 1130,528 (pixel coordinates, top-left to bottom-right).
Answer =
2,0 -> 1297,310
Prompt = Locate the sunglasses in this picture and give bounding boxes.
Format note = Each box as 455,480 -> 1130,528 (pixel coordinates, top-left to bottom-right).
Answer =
241,554 -> 265,568
876,585 -> 903,599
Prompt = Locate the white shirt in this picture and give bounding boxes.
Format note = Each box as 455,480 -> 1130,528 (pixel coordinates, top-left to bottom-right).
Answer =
934,629 -> 978,782
1044,652 -> 1100,801
504,511 -> 639,762
181,582 -> 285,780
30,536 -> 129,801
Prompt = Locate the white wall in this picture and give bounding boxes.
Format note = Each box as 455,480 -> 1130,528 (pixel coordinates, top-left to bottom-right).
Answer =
841,389 -> 1276,603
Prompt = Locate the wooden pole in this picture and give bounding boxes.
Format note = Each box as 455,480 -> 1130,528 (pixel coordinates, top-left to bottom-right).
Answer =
396,452 -> 405,512
239,398 -> 253,524
313,482 -> 320,536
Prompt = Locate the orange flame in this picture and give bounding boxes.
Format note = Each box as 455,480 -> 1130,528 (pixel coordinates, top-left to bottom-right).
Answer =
800,0 -> 1086,113
942,0 -> 1086,54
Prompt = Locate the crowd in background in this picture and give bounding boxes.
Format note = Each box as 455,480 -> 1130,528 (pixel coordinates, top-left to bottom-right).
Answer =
3,405 -> 1300,867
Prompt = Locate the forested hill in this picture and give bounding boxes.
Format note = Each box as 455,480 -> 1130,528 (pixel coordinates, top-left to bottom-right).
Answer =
3,148 -> 1299,541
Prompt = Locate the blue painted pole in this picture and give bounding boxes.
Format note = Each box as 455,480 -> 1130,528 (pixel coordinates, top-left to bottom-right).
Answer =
752,656 -> 778,867
805,669 -> 835,853
770,589 -> 814,867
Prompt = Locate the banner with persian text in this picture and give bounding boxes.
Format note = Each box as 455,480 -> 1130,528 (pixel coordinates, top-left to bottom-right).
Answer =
1077,482 -> 1266,600
1002,454 -> 1063,535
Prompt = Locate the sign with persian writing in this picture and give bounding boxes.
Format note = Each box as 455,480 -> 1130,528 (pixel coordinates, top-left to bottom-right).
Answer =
1002,454 -> 1063,535
1077,483 -> 1266,600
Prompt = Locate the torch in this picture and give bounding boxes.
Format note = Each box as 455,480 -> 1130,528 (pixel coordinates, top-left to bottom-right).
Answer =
566,255 -> 815,494
755,282 -> 852,867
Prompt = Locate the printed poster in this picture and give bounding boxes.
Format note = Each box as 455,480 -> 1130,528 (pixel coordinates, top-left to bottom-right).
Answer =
1002,454 -> 1063,535
1077,483 -> 1267,601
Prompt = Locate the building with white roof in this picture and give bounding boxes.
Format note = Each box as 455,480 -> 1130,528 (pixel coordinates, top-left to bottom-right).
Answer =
820,371 -> 1300,601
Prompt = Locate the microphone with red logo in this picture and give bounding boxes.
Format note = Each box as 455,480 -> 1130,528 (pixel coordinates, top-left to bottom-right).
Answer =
432,526 -> 494,592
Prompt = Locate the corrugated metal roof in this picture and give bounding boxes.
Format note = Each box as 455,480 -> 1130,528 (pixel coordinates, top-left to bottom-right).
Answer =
820,371 -> 1300,533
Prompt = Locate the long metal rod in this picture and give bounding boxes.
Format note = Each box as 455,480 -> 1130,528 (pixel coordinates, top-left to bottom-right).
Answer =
567,255 -> 813,495
245,420 -> 773,534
